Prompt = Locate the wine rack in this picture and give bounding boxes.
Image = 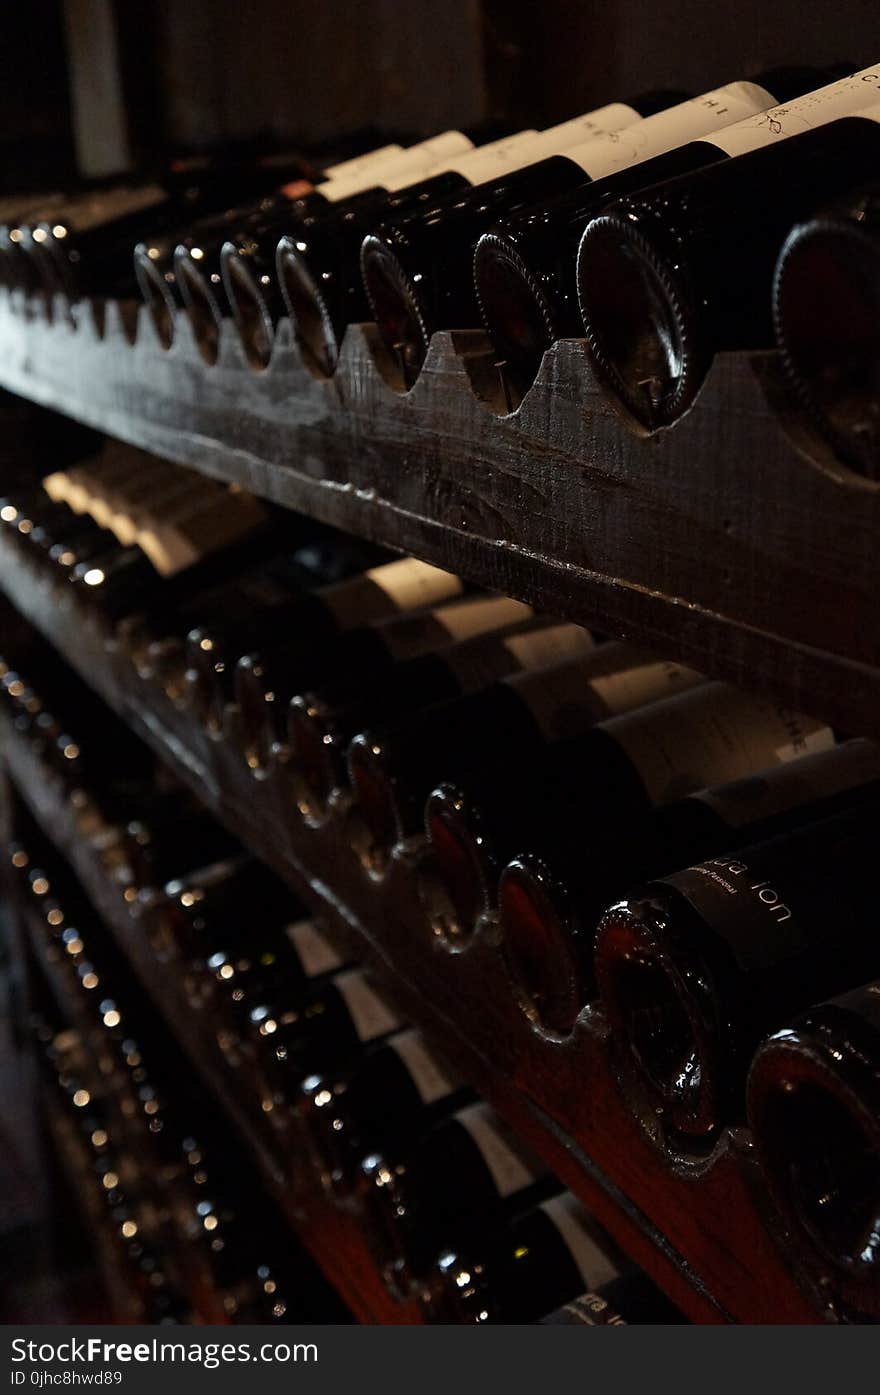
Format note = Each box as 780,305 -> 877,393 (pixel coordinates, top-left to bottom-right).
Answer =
0,734 -> 422,1327
0,291 -> 876,744
0,530 -> 822,1325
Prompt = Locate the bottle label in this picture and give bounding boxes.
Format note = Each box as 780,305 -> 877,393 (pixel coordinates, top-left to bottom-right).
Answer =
606,682 -> 833,807
286,919 -> 342,978
456,1103 -> 542,1198
564,81 -> 777,177
501,623 -> 596,671
692,738 -> 880,828
433,596 -> 533,642
587,660 -> 704,718
659,805 -> 877,973
388,1029 -> 456,1104
709,67 -> 880,157
334,970 -> 401,1042
322,131 -> 474,201
512,648 -> 701,742
547,1293 -> 620,1325
324,143 -> 404,180
540,1194 -> 621,1289
365,558 -> 464,611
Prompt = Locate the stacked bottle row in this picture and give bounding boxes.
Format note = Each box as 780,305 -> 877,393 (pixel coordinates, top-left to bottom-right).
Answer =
2,65 -> 880,472
3,735 -> 678,1326
10,816 -> 347,1326
3,486 -> 880,1318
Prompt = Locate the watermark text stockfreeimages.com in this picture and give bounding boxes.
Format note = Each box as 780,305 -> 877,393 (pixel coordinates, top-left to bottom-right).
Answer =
10,1337 -> 317,1376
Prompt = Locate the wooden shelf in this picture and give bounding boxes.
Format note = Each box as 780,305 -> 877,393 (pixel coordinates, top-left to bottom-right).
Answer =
0,538 -> 825,1325
1,716 -> 422,1327
0,292 -> 877,742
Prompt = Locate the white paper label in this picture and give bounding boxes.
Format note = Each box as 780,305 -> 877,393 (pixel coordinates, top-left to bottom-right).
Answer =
512,647 -> 701,741
710,68 -> 880,157
389,1029 -> 456,1104
456,1104 -> 541,1198
324,143 -> 404,180
334,970 -> 401,1042
434,595 -> 533,642
323,131 -> 474,201
693,737 -> 880,827
366,557 -> 464,610
502,622 -> 596,671
564,80 -> 777,176
540,1194 -> 621,1289
286,918 -> 342,977
606,681 -> 835,808
587,659 -> 704,717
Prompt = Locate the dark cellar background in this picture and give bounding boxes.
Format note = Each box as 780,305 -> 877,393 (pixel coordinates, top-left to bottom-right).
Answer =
3,0 -> 879,190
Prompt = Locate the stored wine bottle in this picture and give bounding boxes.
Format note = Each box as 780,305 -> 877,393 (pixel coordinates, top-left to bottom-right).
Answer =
772,189 -> 880,481
747,982 -> 880,1320
133,139 -> 415,347
185,555 -> 462,735
220,132 -> 495,369
595,800 -> 880,1155
299,1027 -> 470,1196
238,593 -> 536,776
577,82 -> 880,432
172,134 -> 487,367
473,64 -> 856,403
540,1275 -> 686,1324
498,738 -> 880,1034
247,966 -> 403,1108
118,801 -> 239,889
274,123 -> 615,377
424,679 -> 832,945
149,854 -> 297,969
425,1191 -> 623,1323
117,525 -> 382,675
360,77 -> 831,390
21,153 -> 323,308
347,645 -> 703,875
287,617 -> 595,820
204,914 -> 349,1050
359,1101 -> 551,1293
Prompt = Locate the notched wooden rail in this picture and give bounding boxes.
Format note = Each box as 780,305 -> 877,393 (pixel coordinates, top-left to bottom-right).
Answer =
0,291 -> 877,739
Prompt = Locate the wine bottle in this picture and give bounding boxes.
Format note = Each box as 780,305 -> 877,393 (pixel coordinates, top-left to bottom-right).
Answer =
184,555 -> 462,735
424,679 -> 831,944
116,525 -> 382,674
345,645 -> 704,876
132,140 -> 415,347
359,1101 -> 551,1293
425,1191 -> 624,1323
149,854 -> 297,969
595,798 -> 880,1155
219,132 -> 495,369
247,966 -> 403,1109
203,914 -> 348,1054
772,189 -> 880,481
498,738 -> 880,1035
172,134 -> 490,367
540,1275 -> 686,1324
299,1027 -> 470,1196
577,80 -> 880,432
473,64 -> 858,403
275,126 -> 612,377
360,76 -> 833,390
20,152 -> 324,308
238,592 -> 537,775
287,618 -> 595,819
747,982 -> 880,1320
